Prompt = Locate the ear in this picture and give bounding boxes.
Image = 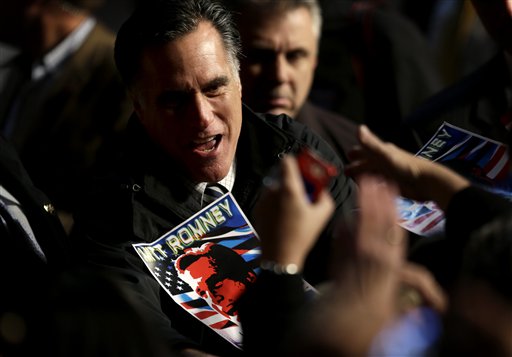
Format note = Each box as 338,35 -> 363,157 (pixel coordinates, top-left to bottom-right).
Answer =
26,0 -> 46,16
248,271 -> 257,283
237,80 -> 242,98
235,74 -> 242,97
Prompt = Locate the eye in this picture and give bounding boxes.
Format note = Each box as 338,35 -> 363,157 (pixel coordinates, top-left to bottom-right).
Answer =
213,281 -> 223,290
286,49 -> 308,63
202,76 -> 229,98
158,91 -> 187,109
196,287 -> 207,297
204,85 -> 224,98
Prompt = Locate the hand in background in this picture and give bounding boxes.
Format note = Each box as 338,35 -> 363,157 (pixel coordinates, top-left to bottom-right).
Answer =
398,263 -> 447,314
333,174 -> 405,320
346,125 -> 470,210
253,155 -> 335,270
293,175 -> 406,356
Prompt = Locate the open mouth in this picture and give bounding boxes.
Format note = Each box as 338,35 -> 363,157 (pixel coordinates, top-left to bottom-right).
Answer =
191,134 -> 222,153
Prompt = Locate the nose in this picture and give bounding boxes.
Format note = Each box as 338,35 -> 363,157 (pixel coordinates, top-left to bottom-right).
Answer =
214,294 -> 225,304
268,53 -> 290,84
188,93 -> 215,130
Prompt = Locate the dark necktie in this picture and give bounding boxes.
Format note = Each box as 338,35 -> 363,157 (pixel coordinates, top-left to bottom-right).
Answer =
202,183 -> 228,208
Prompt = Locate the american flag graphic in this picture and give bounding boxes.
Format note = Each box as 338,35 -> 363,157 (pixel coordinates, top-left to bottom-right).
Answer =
426,122 -> 512,190
397,198 -> 445,236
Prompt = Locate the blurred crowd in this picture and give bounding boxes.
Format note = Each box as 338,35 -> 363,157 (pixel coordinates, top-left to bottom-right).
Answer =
0,0 -> 511,356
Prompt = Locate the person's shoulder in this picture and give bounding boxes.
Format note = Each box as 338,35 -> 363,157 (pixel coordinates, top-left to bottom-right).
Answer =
242,103 -> 308,142
242,104 -> 345,168
299,101 -> 358,133
265,111 -> 335,154
72,20 -> 118,71
87,20 -> 117,47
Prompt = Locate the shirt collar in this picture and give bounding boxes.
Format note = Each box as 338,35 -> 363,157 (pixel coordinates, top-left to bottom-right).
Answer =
32,17 -> 96,81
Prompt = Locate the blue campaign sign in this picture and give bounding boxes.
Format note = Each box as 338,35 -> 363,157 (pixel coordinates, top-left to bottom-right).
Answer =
398,122 -> 512,236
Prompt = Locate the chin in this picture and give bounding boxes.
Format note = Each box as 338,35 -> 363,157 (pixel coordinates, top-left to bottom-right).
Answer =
190,163 -> 231,183
268,108 -> 293,118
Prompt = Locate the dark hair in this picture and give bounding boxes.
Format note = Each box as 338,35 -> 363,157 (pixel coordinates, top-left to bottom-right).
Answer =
176,243 -> 253,284
225,0 -> 322,38
462,211 -> 512,301
61,0 -> 105,11
114,0 -> 242,87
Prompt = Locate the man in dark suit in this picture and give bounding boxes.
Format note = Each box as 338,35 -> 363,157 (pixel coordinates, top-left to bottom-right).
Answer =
0,134 -> 68,280
0,0 -> 132,232
226,0 -> 359,164
402,0 -> 512,152
71,1 -> 356,355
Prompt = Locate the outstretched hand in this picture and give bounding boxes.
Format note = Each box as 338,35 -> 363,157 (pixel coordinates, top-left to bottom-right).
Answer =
345,125 -> 423,197
345,125 -> 470,210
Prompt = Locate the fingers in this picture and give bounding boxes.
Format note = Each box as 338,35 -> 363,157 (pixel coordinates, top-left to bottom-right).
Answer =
314,189 -> 336,227
358,125 -> 384,152
356,175 -> 404,258
398,263 -> 448,314
255,154 -> 335,268
280,154 -> 308,199
345,125 -> 391,178
334,174 -> 405,290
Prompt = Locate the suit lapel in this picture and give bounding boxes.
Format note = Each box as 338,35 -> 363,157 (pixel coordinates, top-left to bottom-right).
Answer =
7,23 -> 117,149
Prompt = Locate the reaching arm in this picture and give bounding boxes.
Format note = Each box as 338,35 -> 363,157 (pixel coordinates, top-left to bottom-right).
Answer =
345,125 -> 470,210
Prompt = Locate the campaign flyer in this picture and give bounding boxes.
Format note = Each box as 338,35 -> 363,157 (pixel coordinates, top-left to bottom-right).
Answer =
133,192 -> 315,350
398,122 -> 512,236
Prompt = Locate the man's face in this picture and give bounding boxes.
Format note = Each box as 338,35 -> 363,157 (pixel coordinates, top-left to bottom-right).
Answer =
238,6 -> 318,118
205,275 -> 248,317
471,0 -> 512,54
185,256 -> 251,317
130,21 -> 243,183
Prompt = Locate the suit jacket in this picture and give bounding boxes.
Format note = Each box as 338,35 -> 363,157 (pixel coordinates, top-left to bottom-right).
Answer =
402,53 -> 511,152
0,135 -> 68,274
296,101 -> 359,164
71,105 -> 357,356
0,22 -> 132,211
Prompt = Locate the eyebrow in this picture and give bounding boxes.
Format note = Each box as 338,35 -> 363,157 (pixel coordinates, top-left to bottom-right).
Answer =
157,75 -> 231,104
202,75 -> 230,92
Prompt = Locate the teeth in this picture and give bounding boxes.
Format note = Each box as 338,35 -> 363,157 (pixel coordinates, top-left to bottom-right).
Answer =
193,136 -> 216,145
193,135 -> 218,152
